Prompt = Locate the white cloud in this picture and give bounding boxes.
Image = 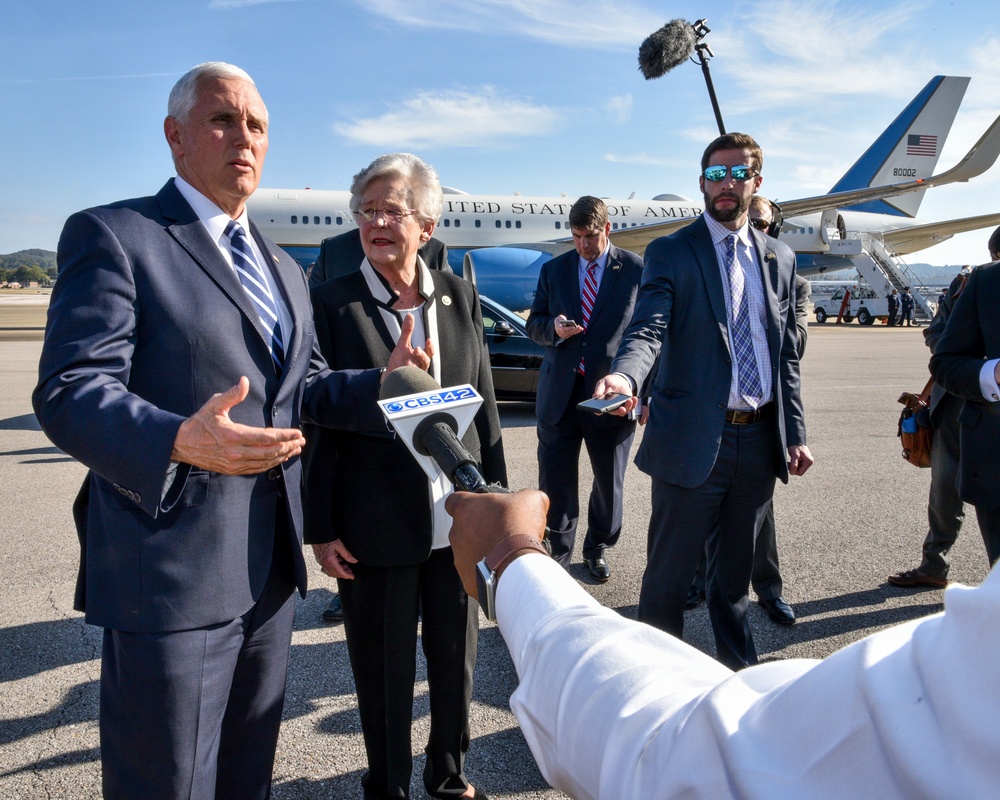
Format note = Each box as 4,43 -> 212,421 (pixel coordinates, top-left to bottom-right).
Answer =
333,87 -> 562,149
607,94 -> 633,124
356,0 -> 661,48
720,0 -> 927,113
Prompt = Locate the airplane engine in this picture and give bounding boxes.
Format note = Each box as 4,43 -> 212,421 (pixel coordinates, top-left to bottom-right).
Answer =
460,247 -> 552,313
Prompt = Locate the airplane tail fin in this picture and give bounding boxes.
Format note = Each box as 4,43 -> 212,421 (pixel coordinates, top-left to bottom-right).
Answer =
830,75 -> 970,217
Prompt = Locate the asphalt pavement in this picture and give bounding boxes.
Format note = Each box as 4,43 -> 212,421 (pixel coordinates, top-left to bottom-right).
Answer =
0,313 -> 989,799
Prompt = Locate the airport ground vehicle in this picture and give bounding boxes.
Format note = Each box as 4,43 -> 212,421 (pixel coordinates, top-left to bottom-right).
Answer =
813,286 -> 890,325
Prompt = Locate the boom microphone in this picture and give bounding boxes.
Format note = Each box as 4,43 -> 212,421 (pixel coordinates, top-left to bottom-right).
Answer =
638,19 -> 698,80
379,367 -> 501,494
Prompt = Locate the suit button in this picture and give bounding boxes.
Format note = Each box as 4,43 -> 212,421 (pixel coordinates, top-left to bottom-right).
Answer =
718,403 -> 726,409
267,468 -> 280,481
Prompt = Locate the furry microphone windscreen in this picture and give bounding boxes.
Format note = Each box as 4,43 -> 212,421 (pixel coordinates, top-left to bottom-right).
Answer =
638,19 -> 697,80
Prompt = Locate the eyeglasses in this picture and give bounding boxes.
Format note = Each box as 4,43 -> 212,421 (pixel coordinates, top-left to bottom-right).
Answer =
353,207 -> 416,224
702,165 -> 757,183
748,217 -> 770,231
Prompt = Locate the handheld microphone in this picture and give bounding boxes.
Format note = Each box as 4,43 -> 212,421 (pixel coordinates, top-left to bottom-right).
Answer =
379,367 -> 503,494
638,19 -> 698,79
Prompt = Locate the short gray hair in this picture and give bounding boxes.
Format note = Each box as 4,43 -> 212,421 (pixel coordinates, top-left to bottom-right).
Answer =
349,153 -> 443,224
167,62 -> 265,124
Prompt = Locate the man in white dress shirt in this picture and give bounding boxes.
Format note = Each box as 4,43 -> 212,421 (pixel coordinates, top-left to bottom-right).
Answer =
448,489 -> 999,800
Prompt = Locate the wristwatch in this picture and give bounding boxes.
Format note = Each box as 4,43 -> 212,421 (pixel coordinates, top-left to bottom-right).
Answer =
475,534 -> 549,621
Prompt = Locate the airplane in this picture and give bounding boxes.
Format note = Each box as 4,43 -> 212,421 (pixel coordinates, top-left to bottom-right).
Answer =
250,75 -> 1000,312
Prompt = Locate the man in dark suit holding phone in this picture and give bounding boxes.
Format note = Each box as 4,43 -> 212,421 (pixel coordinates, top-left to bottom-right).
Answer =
596,134 -> 813,669
526,196 -> 644,581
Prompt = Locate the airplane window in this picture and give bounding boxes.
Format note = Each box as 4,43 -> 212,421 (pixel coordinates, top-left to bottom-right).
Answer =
325,216 -> 332,225
505,221 -> 511,229
496,221 -> 502,228
443,219 -> 450,227
291,216 -> 298,224
313,216 -> 319,225
336,216 -> 343,225
555,222 -> 561,230
475,220 -> 481,228
515,221 -> 521,229
454,219 -> 460,228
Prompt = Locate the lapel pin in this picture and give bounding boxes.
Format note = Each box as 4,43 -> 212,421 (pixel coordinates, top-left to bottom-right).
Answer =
441,295 -> 452,306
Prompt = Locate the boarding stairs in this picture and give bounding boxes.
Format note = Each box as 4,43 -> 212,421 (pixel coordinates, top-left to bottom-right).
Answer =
838,233 -> 934,322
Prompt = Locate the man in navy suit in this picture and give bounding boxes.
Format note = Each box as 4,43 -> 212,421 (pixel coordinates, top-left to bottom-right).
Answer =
930,227 -> 1000,569
526,197 -> 644,581
33,62 -> 427,799
596,133 -> 813,669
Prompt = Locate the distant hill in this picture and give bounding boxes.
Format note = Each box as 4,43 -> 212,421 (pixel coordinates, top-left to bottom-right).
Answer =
0,249 -> 57,271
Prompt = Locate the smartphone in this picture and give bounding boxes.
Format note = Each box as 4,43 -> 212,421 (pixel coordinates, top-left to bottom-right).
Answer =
577,394 -> 630,414
558,319 -> 577,328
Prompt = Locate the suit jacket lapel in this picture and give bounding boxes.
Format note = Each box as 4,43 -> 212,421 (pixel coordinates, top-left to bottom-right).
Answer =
750,227 -> 783,360
250,220 -> 309,381
589,245 -> 622,321
157,182 -> 274,355
689,218 -> 731,350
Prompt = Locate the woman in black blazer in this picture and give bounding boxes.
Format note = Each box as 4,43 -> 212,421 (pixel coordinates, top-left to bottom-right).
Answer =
304,153 -> 506,800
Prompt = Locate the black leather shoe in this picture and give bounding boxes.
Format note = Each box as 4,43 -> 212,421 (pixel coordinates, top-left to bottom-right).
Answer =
758,596 -> 795,625
321,594 -> 343,623
685,587 -> 706,610
585,556 -> 611,582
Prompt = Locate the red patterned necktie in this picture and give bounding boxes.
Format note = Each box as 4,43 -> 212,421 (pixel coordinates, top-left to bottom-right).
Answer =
578,261 -> 599,374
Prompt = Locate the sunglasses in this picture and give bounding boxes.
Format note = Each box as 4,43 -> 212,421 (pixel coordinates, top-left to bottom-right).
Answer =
702,164 -> 757,183
748,217 -> 770,231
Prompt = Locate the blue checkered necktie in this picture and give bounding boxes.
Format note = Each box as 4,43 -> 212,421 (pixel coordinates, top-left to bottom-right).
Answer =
725,234 -> 763,405
225,220 -> 285,373
578,261 -> 599,374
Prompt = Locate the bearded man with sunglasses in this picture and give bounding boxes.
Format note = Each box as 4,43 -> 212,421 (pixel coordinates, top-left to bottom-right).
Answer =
596,133 -> 813,669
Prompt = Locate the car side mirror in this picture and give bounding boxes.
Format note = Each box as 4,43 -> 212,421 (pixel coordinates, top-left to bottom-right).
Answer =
494,320 -> 516,337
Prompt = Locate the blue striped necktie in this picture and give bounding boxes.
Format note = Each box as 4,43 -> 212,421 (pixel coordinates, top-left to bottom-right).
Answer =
578,261 -> 599,374
725,234 -> 763,405
225,220 -> 285,373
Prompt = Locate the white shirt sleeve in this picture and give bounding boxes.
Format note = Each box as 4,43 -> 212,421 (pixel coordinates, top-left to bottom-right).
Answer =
978,359 -> 1000,401
496,555 -> 1000,799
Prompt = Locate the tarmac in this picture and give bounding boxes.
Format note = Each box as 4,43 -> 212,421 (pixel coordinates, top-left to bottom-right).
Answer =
0,292 -> 990,798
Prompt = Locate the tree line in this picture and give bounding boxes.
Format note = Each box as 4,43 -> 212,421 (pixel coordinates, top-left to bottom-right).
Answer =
0,249 -> 57,285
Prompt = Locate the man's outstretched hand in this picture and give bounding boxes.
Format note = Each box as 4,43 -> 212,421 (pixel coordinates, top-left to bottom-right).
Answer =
171,377 -> 306,475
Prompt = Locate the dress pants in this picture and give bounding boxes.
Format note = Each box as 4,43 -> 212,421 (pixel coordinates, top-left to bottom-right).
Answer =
974,505 -> 1000,567
339,546 -> 478,800
920,393 -> 965,578
639,413 -> 777,670
537,374 -> 636,567
690,500 -> 783,602
100,511 -> 297,800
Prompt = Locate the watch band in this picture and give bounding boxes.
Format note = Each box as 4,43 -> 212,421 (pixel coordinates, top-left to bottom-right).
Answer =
485,534 -> 549,586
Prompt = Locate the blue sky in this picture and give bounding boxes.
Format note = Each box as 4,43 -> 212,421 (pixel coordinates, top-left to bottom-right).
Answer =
2,0 -> 998,265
